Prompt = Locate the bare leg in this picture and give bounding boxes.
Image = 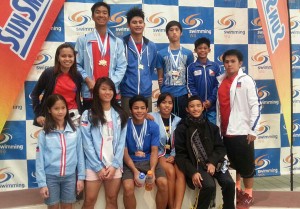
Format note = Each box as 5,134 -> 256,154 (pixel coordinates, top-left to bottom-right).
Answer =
174,164 -> 186,209
156,176 -> 168,209
82,180 -> 102,209
123,179 -> 136,209
243,177 -> 254,197
48,204 -> 59,209
60,203 -> 72,209
103,178 -> 121,209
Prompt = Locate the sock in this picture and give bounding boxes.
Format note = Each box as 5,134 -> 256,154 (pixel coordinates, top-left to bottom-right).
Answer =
236,180 -> 242,191
244,188 -> 253,197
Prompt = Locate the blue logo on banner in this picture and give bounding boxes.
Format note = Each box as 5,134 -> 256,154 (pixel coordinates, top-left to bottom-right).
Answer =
255,80 -> 280,114
282,154 -> 300,171
289,0 -> 300,9
0,122 -> 26,160
280,114 -> 300,147
108,5 -> 133,38
248,9 -> 265,44
68,11 -> 91,27
27,160 -> 38,188
0,167 -> 26,189
146,13 -> 167,29
255,149 -> 280,176
292,45 -> 300,77
46,9 -> 64,42
180,7 -> 213,44
25,81 -> 37,120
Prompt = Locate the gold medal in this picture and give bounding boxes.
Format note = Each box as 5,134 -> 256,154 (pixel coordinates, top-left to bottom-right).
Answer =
99,59 -> 107,66
135,151 -> 146,157
165,144 -> 170,150
138,64 -> 144,70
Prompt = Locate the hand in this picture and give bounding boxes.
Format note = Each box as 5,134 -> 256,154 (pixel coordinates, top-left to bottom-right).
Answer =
203,100 -> 211,109
77,180 -> 84,195
40,187 -> 49,199
104,166 -> 116,180
192,172 -> 203,188
37,116 -> 45,126
158,78 -> 163,86
133,170 -> 143,187
85,77 -> 95,91
97,168 -> 108,181
145,113 -> 154,121
206,163 -> 216,176
166,156 -> 175,164
247,134 -> 256,144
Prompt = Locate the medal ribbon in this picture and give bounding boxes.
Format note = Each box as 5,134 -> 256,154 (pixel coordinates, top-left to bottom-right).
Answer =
131,119 -> 147,151
95,31 -> 108,59
159,115 -> 172,147
130,36 -> 144,68
168,46 -> 182,70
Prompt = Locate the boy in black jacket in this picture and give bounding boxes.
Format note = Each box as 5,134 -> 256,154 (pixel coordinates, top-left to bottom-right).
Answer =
175,95 -> 235,209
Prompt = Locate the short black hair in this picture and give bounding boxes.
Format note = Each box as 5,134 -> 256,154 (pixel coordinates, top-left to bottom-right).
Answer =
194,37 -> 210,49
91,2 -> 110,16
187,95 -> 203,107
222,49 -> 243,62
129,95 -> 148,110
126,7 -> 144,24
166,20 -> 182,34
157,92 -> 174,107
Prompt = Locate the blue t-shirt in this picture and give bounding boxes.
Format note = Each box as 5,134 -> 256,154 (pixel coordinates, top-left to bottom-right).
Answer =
156,46 -> 194,97
125,118 -> 160,162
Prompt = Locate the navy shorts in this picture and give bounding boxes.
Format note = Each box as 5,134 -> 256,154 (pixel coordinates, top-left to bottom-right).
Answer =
223,135 -> 255,178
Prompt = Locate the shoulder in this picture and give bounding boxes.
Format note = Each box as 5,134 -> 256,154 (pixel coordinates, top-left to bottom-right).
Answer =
147,119 -> 159,129
182,47 -> 193,54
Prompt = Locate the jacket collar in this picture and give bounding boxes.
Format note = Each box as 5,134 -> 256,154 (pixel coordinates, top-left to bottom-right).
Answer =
194,59 -> 214,67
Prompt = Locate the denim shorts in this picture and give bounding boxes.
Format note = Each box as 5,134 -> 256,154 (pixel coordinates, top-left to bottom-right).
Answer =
45,173 -> 76,205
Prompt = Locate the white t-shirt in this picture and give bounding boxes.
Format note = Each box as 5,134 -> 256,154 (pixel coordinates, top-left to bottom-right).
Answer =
101,109 -> 114,166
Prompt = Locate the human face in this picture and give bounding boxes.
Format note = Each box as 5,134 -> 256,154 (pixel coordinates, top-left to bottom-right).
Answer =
128,16 -> 145,36
48,100 -> 67,124
223,55 -> 242,77
98,82 -> 114,104
92,6 -> 109,27
186,99 -> 204,118
158,96 -> 173,118
130,101 -> 148,124
195,43 -> 211,61
58,47 -> 75,72
167,26 -> 182,43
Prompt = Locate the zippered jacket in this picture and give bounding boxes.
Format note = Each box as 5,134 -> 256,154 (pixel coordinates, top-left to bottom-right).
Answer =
35,123 -> 85,188
187,59 -> 220,112
80,108 -> 127,172
75,29 -> 127,98
120,35 -> 157,97
216,68 -> 261,136
31,67 -> 83,126
150,112 -> 181,157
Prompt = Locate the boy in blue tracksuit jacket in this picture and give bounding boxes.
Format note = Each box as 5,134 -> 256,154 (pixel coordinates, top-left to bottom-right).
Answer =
120,7 -> 157,113
187,37 -> 221,124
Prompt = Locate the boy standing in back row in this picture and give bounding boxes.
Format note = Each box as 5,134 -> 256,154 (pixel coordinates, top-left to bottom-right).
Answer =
187,37 -> 221,124
120,7 -> 157,114
156,21 -> 194,118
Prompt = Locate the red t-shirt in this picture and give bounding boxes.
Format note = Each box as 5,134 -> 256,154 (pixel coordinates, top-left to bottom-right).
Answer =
218,75 -> 237,136
53,73 -> 77,109
135,42 -> 142,53
92,34 -> 110,80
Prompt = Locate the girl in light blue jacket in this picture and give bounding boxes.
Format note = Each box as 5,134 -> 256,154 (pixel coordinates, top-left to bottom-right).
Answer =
36,94 -> 85,208
150,92 -> 185,209
80,77 -> 128,209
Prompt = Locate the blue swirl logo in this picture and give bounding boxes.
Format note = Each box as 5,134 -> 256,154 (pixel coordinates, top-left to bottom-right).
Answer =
34,52 -> 52,65
217,15 -> 236,30
250,16 -> 262,31
257,86 -> 270,100
255,155 -> 271,170
257,121 -> 270,136
290,16 -> 300,31
182,14 -> 203,29
109,11 -> 127,28
283,154 -> 300,168
251,51 -> 269,66
0,131 -> 12,144
0,168 -> 14,183
146,13 -> 167,28
68,11 -> 91,27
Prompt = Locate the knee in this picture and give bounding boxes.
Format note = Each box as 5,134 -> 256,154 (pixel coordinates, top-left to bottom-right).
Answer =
165,167 -> 175,180
123,181 -> 135,198
156,177 -> 168,192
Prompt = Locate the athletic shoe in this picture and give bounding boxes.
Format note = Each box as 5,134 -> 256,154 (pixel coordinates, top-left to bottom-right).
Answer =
237,192 -> 254,209
236,189 -> 245,204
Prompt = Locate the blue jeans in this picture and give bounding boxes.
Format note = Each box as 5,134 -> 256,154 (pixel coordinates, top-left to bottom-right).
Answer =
45,173 -> 76,205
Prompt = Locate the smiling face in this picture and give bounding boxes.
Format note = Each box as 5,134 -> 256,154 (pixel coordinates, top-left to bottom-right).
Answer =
92,5 -> 110,27
195,43 -> 211,61
186,99 -> 204,118
128,16 -> 145,36
58,47 -> 75,72
158,95 -> 173,118
48,99 -> 67,124
98,82 -> 114,104
130,101 -> 148,124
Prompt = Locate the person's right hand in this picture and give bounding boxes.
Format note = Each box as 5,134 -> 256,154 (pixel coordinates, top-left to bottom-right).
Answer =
192,172 -> 203,188
133,170 -> 143,187
97,168 -> 108,181
86,77 -> 95,91
37,116 -> 45,126
40,187 -> 49,199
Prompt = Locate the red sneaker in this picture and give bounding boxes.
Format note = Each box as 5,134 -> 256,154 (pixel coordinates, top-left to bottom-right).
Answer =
236,189 -> 245,204
237,192 -> 254,209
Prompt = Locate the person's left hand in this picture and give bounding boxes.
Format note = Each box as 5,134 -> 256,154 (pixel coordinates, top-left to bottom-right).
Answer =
203,100 -> 211,109
77,180 -> 84,195
104,166 -> 116,180
247,134 -> 256,144
206,163 -> 215,176
166,156 -> 175,164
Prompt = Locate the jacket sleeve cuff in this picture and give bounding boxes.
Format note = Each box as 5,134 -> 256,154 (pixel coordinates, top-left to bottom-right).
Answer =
77,175 -> 86,181
38,182 -> 47,188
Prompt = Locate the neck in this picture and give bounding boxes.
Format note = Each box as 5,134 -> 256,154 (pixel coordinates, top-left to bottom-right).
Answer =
227,72 -> 238,78
131,34 -> 143,43
60,67 -> 70,74
160,112 -> 171,119
198,57 -> 207,64
56,120 -> 65,130
96,26 -> 107,36
101,102 -> 111,111
132,118 -> 144,125
169,42 -> 180,50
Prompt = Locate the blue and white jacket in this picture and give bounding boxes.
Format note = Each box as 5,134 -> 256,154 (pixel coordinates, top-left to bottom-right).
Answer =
187,59 -> 220,112
80,108 -> 127,173
120,35 -> 157,98
150,112 -> 181,157
35,123 -> 85,188
75,29 -> 127,98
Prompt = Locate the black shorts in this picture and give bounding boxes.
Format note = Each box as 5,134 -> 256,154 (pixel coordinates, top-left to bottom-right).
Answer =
223,135 -> 255,178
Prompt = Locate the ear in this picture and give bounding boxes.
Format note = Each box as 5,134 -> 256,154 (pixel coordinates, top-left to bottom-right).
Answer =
239,61 -> 243,67
208,48 -> 211,53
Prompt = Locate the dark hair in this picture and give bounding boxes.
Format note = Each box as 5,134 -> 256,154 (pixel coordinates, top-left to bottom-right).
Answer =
222,49 -> 243,62
194,37 -> 210,48
91,2 -> 110,16
157,92 -> 174,107
129,95 -> 148,110
187,95 -> 203,107
54,43 -> 77,77
166,20 -> 182,34
44,94 -> 75,134
91,77 -> 128,128
126,7 -> 144,24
